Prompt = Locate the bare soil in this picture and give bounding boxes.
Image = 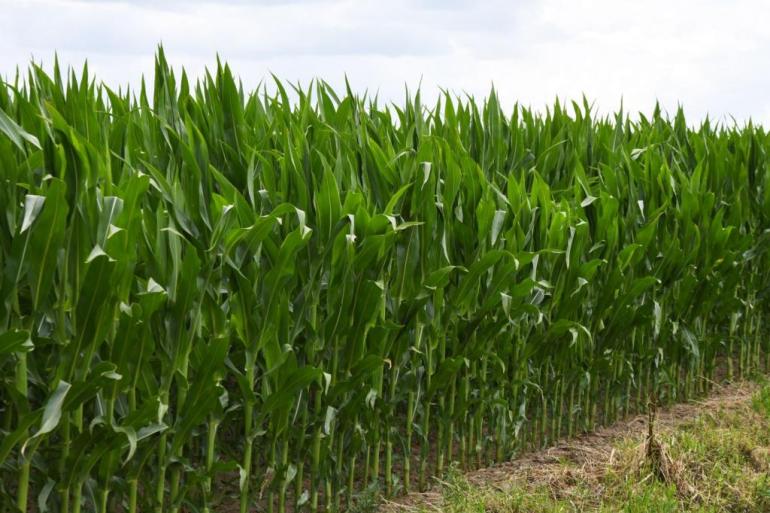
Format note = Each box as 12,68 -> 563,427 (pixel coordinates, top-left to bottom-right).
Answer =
379,380 -> 760,512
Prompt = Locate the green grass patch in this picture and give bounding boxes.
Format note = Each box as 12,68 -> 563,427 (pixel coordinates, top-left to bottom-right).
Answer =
425,383 -> 770,513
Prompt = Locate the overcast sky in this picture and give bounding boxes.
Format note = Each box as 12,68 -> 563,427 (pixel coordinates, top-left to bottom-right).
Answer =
2,0 -> 769,124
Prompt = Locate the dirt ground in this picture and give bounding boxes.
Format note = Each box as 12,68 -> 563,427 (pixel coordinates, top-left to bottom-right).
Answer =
379,381 -> 760,512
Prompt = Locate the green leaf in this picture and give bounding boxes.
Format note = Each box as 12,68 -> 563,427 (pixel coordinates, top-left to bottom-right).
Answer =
20,195 -> 45,233
0,329 -> 32,356
22,381 -> 71,455
260,366 -> 323,419
315,166 -> 341,242
26,179 -> 69,309
0,107 -> 41,150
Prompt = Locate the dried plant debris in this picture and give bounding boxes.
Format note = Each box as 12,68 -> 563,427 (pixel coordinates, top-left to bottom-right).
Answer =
385,381 -> 770,512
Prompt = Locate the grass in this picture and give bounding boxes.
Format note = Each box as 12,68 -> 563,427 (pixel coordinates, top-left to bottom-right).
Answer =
414,382 -> 770,513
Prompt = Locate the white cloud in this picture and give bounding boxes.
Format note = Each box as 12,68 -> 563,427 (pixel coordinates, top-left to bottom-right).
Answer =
1,0 -> 769,124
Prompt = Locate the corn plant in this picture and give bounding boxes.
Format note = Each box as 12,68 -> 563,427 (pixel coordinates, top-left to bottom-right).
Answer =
1,50 -> 769,512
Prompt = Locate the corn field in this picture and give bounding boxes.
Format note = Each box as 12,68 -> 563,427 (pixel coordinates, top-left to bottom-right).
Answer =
1,51 -> 769,512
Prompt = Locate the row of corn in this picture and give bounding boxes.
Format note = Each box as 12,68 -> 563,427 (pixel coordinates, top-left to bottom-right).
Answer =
1,50 -> 769,512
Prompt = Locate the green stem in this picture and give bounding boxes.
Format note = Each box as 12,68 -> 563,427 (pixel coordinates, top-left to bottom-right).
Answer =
16,352 -> 30,512
156,432 -> 168,513
17,459 -> 30,513
404,390 -> 414,493
128,479 -> 139,513
240,357 -> 256,513
203,418 -> 219,513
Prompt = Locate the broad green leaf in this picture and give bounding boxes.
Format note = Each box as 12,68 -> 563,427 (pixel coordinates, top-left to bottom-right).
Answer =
0,107 -> 41,150
0,329 -> 32,356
